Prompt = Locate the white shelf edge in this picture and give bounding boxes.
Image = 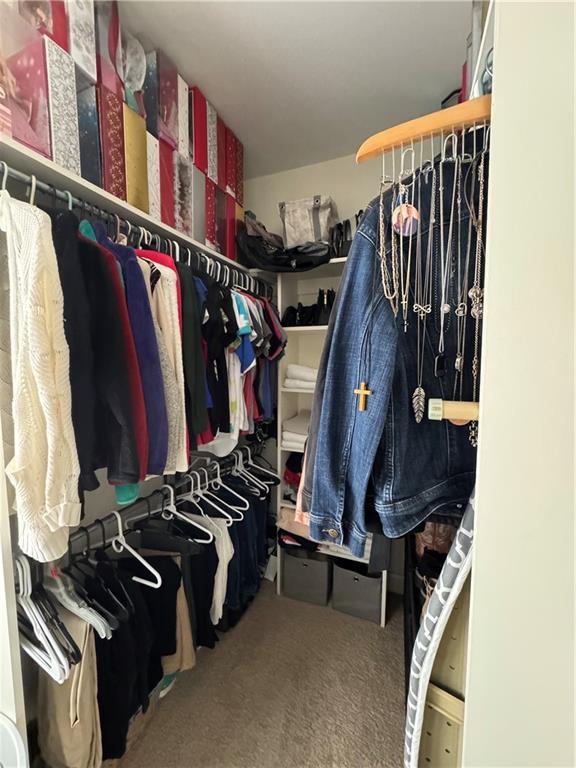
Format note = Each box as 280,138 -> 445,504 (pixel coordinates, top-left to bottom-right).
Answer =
280,387 -> 315,394
0,135 -> 249,273
280,446 -> 304,454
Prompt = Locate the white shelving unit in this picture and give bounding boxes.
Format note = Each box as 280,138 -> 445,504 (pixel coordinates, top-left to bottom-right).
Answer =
275,258 -> 387,627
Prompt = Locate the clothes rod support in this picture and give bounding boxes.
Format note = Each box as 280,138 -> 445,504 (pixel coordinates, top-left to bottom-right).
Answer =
428,398 -> 480,424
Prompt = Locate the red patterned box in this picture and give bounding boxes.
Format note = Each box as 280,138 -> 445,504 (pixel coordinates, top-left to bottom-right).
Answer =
225,126 -> 237,198
96,83 -> 126,199
217,116 -> 226,190
159,138 -> 175,227
190,85 -> 207,175
235,138 -> 244,205
205,176 -> 216,249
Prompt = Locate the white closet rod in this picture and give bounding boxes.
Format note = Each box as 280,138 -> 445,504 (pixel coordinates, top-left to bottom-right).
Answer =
67,447 -> 265,556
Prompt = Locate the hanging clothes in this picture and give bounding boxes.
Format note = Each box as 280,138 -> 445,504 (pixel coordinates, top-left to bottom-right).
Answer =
46,209 -> 98,497
299,143 -> 487,557
0,191 -> 80,562
77,236 -> 147,487
176,262 -> 208,442
138,257 -> 181,475
94,223 -> 168,477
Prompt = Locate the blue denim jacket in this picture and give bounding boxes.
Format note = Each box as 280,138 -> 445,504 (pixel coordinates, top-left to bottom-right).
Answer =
301,155 -> 485,556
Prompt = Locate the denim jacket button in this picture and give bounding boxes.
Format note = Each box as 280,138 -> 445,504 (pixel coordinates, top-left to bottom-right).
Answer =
326,528 -> 339,539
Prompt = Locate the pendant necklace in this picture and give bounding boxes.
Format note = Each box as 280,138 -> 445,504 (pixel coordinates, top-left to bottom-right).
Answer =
435,134 -> 458,378
468,143 -> 487,447
453,145 -> 476,401
395,145 -> 419,332
378,151 -> 399,316
412,140 -> 434,423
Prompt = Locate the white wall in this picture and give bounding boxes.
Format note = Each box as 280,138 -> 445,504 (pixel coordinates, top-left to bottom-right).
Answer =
245,152 -> 380,236
463,2 -> 574,766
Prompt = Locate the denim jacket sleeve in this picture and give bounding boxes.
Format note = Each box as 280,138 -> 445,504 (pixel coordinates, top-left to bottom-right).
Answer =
301,199 -> 397,558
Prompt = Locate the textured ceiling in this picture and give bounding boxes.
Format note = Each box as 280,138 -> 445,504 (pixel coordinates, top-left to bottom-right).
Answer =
122,1 -> 471,178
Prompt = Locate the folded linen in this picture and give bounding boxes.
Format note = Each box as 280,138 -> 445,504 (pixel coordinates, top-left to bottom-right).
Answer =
282,410 -> 311,436
282,430 -> 306,444
281,441 -> 305,452
284,378 -> 315,391
285,364 -> 317,382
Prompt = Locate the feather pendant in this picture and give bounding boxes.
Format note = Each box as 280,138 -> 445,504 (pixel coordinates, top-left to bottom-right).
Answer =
412,386 -> 426,423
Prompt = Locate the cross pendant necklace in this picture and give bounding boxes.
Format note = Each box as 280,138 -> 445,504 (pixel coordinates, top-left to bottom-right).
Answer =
354,382 -> 372,412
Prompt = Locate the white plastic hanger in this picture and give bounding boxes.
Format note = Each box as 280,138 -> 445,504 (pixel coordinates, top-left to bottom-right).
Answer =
243,447 -> 279,484
196,468 -> 245,522
208,460 -> 250,511
45,568 -> 111,640
158,484 -> 215,543
15,556 -> 69,682
234,449 -> 269,493
110,511 -> 163,589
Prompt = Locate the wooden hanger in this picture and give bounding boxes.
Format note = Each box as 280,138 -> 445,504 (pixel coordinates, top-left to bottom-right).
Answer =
356,95 -> 491,163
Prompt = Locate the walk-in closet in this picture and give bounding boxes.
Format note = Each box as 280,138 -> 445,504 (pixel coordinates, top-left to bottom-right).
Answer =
0,2 -> 573,767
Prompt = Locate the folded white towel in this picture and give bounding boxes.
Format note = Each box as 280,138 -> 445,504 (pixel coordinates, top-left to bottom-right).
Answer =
281,441 -> 305,452
284,378 -> 315,391
286,364 -> 317,382
282,430 -> 306,444
282,410 -> 311,436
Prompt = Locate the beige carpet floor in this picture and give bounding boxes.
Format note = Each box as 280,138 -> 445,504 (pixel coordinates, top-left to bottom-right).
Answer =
120,581 -> 406,768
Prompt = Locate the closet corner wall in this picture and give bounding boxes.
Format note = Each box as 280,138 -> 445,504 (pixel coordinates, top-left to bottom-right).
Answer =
462,2 -> 575,766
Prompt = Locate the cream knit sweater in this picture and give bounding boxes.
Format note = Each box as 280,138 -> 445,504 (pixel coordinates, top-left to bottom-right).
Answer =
0,191 -> 80,561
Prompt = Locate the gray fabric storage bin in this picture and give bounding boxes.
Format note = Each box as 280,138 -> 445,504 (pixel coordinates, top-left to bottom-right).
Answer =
282,548 -> 332,605
332,560 -> 382,623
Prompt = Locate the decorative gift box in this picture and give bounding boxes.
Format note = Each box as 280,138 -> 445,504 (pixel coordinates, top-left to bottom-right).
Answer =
96,83 -> 126,199
45,36 -> 80,174
190,85 -> 207,174
95,0 -> 123,98
206,100 -> 218,184
0,80 -> 12,137
19,0 -> 69,51
177,74 -> 189,157
215,185 -> 227,255
159,138 -> 175,227
6,31 -> 51,158
225,126 -> 237,198
121,29 -> 146,116
205,175 -> 216,249
142,50 -> 178,149
147,131 -> 161,220
225,193 -> 237,261
235,138 -> 244,206
217,116 -> 226,190
174,152 -> 193,236
123,103 -> 148,212
77,85 -> 101,186
67,0 -> 96,85
191,165 -> 205,244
